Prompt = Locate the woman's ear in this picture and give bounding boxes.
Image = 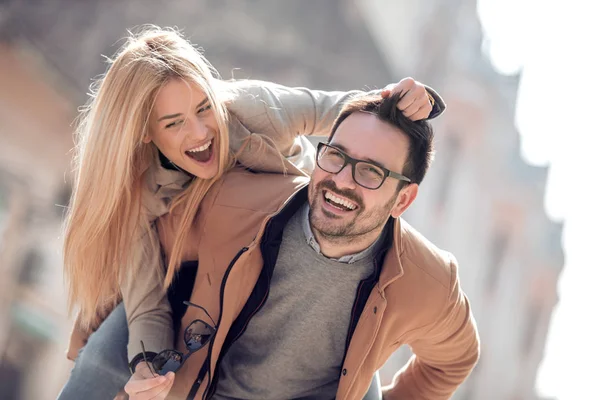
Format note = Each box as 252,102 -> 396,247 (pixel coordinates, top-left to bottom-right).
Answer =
142,132 -> 152,144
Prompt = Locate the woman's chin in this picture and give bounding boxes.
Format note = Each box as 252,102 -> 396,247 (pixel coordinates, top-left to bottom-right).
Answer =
184,145 -> 219,179
188,160 -> 218,180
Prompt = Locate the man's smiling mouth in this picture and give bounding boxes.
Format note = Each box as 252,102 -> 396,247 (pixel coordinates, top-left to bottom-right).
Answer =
323,190 -> 357,211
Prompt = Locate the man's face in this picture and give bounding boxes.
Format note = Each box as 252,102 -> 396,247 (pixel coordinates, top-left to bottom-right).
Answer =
308,112 -> 412,240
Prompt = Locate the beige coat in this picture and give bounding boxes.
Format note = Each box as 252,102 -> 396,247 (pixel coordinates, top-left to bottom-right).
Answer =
157,169 -> 479,400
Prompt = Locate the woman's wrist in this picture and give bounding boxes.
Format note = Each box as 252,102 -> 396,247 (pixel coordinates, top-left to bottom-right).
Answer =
129,351 -> 157,374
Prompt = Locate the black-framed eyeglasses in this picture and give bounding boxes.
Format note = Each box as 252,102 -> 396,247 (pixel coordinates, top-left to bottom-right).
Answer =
316,142 -> 411,190
141,301 -> 216,376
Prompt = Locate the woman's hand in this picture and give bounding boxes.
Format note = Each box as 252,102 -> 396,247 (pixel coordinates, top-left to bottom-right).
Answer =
124,362 -> 175,400
382,77 -> 434,121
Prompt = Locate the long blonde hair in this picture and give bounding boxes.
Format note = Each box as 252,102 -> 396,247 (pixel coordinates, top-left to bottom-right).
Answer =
63,26 -> 233,329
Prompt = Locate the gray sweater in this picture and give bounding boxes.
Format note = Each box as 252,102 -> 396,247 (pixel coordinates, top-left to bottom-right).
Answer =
214,204 -> 380,400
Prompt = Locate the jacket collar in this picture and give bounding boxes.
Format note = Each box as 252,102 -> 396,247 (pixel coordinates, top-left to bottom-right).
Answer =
153,150 -> 193,187
377,218 -> 405,290
142,149 -> 192,219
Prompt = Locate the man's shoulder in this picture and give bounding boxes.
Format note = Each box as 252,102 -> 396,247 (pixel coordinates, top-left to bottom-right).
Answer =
383,220 -> 462,328
213,168 -> 309,213
398,219 -> 458,290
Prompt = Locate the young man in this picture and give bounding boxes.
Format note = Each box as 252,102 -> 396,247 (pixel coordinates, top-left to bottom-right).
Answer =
147,92 -> 479,399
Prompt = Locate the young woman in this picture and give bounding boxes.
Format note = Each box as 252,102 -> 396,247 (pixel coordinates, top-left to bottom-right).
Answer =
59,26 -> 441,400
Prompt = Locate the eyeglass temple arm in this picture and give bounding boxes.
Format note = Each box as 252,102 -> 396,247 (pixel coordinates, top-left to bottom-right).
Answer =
389,171 -> 412,183
139,340 -> 157,377
183,300 -> 217,326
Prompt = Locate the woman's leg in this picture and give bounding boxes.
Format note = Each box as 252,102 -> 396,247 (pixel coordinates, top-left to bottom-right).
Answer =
57,303 -> 130,400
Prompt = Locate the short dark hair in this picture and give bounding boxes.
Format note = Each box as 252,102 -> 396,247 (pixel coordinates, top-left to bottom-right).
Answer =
328,92 -> 434,185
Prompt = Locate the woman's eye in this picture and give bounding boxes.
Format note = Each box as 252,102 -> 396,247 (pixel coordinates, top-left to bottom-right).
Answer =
197,104 -> 212,114
165,120 -> 183,129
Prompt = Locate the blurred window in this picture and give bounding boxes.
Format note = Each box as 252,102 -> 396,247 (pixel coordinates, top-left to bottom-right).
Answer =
18,248 -> 43,286
435,135 -> 460,211
485,229 -> 509,292
521,303 -> 543,355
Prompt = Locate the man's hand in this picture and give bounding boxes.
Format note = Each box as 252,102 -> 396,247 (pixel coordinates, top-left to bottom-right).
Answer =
381,77 -> 433,121
124,362 -> 175,400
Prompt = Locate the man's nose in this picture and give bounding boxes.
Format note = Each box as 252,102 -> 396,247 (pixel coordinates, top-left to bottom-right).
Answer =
332,163 -> 356,190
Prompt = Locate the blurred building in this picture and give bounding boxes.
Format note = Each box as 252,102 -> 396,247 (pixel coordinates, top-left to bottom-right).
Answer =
356,0 -> 564,399
0,0 -> 562,399
0,43 -> 75,399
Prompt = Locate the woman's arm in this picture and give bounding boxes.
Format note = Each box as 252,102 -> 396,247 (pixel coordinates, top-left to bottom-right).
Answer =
66,227 -> 173,377
121,228 -> 174,367
223,79 -> 443,173
226,79 -> 442,134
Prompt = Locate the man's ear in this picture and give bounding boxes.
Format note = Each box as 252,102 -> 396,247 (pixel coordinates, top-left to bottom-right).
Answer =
390,183 -> 419,218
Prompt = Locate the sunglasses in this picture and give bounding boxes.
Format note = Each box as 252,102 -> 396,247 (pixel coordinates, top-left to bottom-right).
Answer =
141,300 -> 216,376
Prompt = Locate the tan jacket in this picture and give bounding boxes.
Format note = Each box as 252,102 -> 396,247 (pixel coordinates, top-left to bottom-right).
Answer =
156,169 -> 479,400
66,80 -> 446,361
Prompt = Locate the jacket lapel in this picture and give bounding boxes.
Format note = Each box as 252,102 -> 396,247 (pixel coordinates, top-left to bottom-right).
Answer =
336,218 -> 405,399
336,290 -> 387,399
377,218 -> 405,290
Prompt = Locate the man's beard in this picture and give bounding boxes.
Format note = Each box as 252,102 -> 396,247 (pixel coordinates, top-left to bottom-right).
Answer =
308,179 -> 396,243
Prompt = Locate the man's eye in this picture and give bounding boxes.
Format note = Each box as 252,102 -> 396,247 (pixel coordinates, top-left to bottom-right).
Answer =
368,167 -> 383,176
359,164 -> 384,178
328,150 -> 344,160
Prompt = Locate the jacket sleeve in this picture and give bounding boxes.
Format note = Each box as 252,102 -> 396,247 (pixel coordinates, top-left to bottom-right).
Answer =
226,79 -> 445,151
383,259 -> 480,400
120,227 -> 174,362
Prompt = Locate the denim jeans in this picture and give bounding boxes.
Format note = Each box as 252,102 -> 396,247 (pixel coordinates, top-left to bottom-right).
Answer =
55,302 -> 382,400
57,303 -> 130,400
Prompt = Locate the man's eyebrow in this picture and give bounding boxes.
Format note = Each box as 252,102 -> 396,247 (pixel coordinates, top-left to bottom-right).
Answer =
332,143 -> 348,152
157,98 -> 209,122
331,142 -> 387,168
363,156 -> 387,169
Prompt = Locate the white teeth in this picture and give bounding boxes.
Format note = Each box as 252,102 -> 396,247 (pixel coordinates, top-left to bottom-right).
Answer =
188,140 -> 212,153
325,191 -> 356,210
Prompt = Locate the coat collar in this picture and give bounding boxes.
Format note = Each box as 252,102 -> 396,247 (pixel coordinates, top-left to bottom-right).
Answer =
142,149 -> 192,219
377,218 -> 405,290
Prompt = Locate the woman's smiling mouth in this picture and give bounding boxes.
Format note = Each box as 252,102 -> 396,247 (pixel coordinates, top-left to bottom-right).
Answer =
185,139 -> 213,163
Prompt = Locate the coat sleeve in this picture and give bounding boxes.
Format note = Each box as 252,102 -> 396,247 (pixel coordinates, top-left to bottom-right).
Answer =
383,258 -> 480,400
225,79 -> 445,154
120,226 -> 174,362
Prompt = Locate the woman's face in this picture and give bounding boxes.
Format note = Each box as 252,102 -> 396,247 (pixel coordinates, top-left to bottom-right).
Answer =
147,79 -> 220,179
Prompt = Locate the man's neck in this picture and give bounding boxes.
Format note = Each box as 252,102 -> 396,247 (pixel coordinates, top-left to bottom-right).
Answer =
312,227 -> 384,260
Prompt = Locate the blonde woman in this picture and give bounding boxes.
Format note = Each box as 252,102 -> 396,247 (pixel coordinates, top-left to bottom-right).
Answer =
59,26 -> 442,400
